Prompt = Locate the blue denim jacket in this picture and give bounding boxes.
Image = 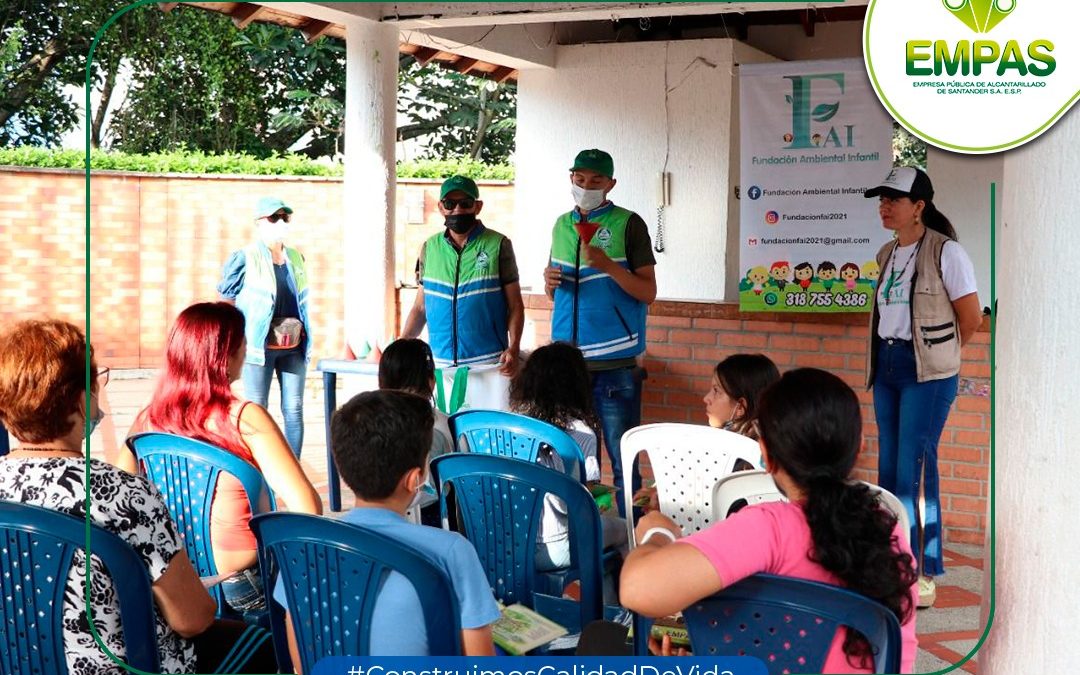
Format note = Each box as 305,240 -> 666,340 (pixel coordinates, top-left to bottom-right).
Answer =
218,242 -> 311,366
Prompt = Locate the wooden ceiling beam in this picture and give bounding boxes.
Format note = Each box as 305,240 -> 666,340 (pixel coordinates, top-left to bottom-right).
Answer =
230,3 -> 265,29
301,19 -> 332,44
452,57 -> 480,74
412,46 -> 440,67
490,66 -> 516,83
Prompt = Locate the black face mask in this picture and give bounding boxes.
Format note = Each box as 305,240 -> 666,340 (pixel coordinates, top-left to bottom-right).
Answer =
445,213 -> 477,234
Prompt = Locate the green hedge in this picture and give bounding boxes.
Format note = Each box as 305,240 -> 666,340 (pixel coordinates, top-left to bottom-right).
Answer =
0,147 -> 514,180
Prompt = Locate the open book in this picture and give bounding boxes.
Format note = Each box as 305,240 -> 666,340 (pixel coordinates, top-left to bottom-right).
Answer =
492,604 -> 568,655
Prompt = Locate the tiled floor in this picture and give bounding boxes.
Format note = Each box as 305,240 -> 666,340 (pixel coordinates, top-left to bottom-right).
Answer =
52,370 -> 986,673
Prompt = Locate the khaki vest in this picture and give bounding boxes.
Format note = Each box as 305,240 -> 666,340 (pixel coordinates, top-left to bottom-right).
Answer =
866,228 -> 961,387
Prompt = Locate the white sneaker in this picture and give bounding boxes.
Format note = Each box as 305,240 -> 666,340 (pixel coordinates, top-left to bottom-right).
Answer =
917,576 -> 937,608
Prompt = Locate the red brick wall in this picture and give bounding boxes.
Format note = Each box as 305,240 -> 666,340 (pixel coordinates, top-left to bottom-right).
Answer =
522,295 -> 991,545
0,166 -> 990,543
0,168 -> 515,367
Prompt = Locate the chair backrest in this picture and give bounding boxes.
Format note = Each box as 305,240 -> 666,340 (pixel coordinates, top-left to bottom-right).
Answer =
683,573 -> 902,674
0,502 -> 161,674
711,469 -> 786,521
250,512 -> 461,671
430,453 -> 604,634
449,410 -> 586,482
711,474 -> 912,542
126,432 -> 276,612
620,423 -> 761,541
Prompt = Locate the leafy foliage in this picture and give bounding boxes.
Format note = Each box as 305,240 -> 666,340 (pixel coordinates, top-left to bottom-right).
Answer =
398,59 -> 517,163
0,146 -> 515,179
892,123 -> 927,168
0,0 -> 131,146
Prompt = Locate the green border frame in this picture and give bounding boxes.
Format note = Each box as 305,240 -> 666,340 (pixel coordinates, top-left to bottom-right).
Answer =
78,1 -> 991,674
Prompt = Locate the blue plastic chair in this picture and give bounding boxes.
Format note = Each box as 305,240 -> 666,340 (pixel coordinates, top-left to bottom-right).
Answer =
0,501 -> 161,674
250,512 -> 462,671
126,431 -> 276,616
449,410 -> 587,483
682,574 -> 903,674
430,453 -> 604,644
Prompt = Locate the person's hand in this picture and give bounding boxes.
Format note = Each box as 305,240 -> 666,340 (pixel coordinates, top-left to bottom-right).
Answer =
633,485 -> 660,513
648,633 -> 691,656
634,510 -> 682,545
582,244 -> 615,273
497,346 -> 519,376
544,265 -> 562,295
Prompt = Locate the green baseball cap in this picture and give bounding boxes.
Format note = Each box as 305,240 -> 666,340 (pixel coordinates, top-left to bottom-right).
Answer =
439,175 -> 480,199
255,197 -> 292,219
570,149 -> 614,178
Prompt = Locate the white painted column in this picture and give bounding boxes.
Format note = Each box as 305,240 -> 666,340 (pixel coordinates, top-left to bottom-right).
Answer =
343,18 -> 398,354
979,114 -> 1080,670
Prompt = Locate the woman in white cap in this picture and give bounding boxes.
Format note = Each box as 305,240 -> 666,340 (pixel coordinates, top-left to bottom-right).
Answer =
863,167 -> 983,608
218,196 -> 312,459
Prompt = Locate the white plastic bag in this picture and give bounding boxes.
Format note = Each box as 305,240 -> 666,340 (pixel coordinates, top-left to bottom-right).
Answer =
433,363 -> 512,414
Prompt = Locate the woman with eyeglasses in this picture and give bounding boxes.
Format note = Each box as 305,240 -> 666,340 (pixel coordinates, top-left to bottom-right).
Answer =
0,319 -> 277,674
218,195 -> 312,459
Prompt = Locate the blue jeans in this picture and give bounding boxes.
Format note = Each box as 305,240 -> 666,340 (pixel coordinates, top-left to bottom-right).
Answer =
873,339 -> 957,577
242,348 -> 305,458
219,567 -> 266,614
591,366 -> 643,518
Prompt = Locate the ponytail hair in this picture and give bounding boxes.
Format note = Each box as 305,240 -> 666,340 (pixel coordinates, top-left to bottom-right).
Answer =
922,200 -> 957,241
757,368 -> 917,668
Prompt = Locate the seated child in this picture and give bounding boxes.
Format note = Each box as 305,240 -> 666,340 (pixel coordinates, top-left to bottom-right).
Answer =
273,390 -> 500,662
509,342 -> 628,571
620,368 -> 918,672
378,338 -> 453,523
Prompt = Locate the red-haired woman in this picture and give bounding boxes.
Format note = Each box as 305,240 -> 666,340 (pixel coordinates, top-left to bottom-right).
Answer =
118,301 -> 321,613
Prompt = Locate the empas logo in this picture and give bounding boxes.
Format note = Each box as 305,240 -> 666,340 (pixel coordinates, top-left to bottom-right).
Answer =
905,0 -> 1054,79
944,0 -> 1014,33
783,73 -> 855,149
864,0 -> 1076,153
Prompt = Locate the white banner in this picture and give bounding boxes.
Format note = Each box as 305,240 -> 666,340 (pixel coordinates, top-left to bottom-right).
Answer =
739,58 -> 895,313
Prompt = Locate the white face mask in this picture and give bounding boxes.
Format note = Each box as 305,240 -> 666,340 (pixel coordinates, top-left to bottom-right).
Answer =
261,220 -> 289,244
571,184 -> 606,212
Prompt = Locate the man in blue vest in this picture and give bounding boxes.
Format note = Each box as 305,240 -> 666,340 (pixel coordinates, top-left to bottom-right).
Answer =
544,149 -> 657,516
402,176 -> 524,375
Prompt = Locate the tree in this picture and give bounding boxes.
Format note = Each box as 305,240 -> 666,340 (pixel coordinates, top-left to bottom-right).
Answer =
398,59 -> 517,163
108,7 -> 274,156
0,0 -> 127,146
893,123 -> 927,168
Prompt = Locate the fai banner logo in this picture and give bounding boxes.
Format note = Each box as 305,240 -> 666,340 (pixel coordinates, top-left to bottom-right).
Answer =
864,0 -> 1080,153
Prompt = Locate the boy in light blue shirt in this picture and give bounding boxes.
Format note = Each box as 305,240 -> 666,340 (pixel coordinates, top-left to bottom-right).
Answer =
272,390 -> 500,658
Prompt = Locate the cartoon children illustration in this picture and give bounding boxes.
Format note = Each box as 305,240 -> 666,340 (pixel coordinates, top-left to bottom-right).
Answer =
816,261 -> 837,290
768,261 -> 792,291
794,262 -> 814,292
747,266 -> 769,295
840,262 -> 860,291
861,260 -> 881,290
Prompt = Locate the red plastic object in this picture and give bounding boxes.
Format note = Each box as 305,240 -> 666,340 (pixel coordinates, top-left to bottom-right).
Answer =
574,220 -> 600,244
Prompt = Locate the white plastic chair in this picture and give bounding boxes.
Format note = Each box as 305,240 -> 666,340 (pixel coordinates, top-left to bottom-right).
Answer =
708,472 -> 911,543
621,423 -> 761,545
711,469 -> 786,521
